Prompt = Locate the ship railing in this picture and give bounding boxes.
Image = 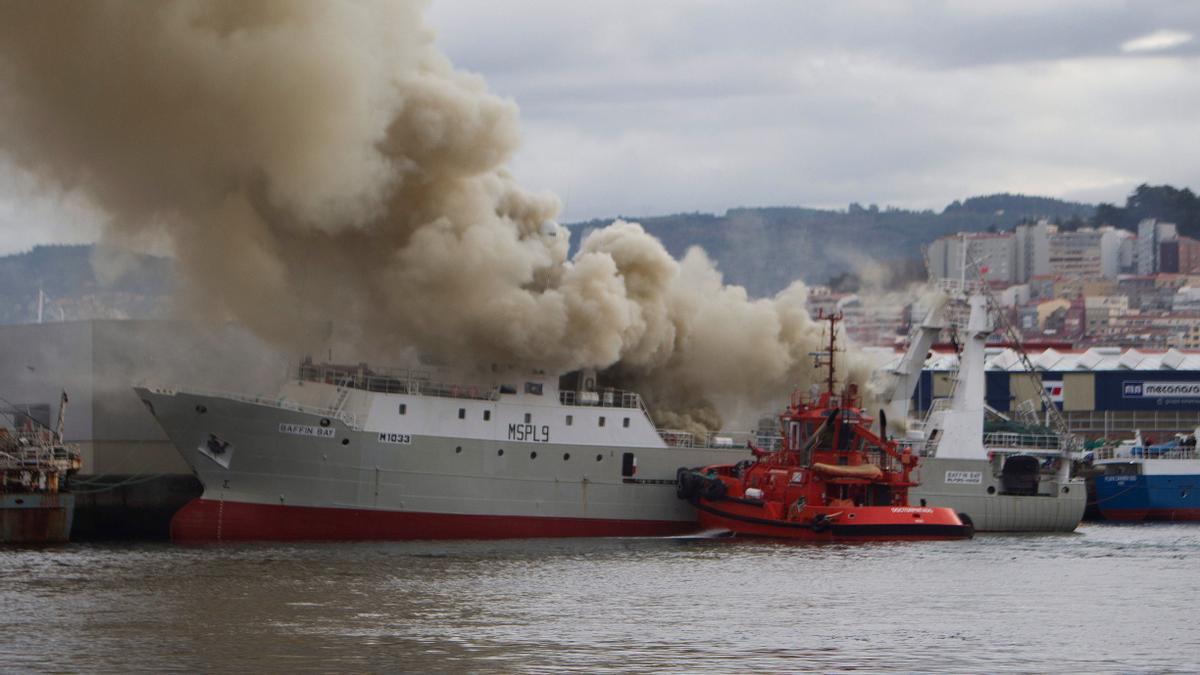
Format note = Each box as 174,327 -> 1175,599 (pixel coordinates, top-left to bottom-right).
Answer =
0,444 -> 79,472
1092,444 -> 1199,462
910,397 -> 954,435
904,434 -> 1065,458
297,363 -> 498,401
903,439 -> 934,457
863,448 -> 900,474
936,277 -> 987,297
657,429 -> 779,450
982,432 -> 1063,451
558,389 -> 647,412
150,386 -> 363,429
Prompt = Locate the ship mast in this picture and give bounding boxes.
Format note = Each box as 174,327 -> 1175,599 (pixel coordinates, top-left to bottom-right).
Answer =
812,310 -> 844,397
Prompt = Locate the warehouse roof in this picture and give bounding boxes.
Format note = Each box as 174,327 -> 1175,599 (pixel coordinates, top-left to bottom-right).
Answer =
914,347 -> 1200,372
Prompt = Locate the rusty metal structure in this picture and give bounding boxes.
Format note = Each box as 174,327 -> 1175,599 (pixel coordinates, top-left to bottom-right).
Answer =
2,393 -> 82,543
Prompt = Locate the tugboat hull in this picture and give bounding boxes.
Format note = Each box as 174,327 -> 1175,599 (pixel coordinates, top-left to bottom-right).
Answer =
693,498 -> 972,541
1,493 -> 75,544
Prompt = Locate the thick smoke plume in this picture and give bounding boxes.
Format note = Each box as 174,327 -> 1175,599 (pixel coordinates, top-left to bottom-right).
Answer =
0,1 -> 867,433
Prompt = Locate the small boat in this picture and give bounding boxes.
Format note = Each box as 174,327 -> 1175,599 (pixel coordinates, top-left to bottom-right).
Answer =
2,392 -> 82,544
675,312 -> 972,542
1091,430 -> 1200,522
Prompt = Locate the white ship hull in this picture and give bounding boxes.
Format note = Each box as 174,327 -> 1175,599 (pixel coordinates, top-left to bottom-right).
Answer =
135,374 -> 750,541
911,456 -> 1086,532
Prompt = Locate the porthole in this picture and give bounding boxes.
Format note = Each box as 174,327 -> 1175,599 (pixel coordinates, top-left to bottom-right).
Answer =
920,499 -> 927,507
599,416 -> 606,427
195,405 -> 207,414
623,417 -> 630,428
341,438 -> 350,446
458,408 -> 465,419
524,413 -> 531,423
497,448 -> 504,456
563,453 -> 571,460
987,486 -> 996,495
399,403 -> 407,415
530,451 -> 538,459
455,446 -> 462,454
566,415 -> 573,426
1063,486 -> 1070,494
484,410 -> 491,421
320,418 -> 331,427
596,454 -> 603,462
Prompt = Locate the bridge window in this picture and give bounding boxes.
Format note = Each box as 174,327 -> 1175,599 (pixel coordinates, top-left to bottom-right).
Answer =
599,416 -> 606,427
458,408 -> 465,419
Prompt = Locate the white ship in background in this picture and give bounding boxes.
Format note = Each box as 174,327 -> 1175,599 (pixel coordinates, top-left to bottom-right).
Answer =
877,275 -> 1086,532
136,362 -> 753,541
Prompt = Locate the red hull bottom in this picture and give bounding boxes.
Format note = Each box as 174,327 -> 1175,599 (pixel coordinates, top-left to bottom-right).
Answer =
1100,508 -> 1200,522
694,500 -> 972,541
169,498 -> 698,542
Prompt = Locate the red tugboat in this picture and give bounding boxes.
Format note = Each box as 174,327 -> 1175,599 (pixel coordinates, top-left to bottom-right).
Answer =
676,312 -> 972,542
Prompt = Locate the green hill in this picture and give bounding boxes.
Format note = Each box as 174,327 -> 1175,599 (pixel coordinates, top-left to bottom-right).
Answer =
569,194 -> 1094,297
0,193 -> 1098,324
0,244 -> 174,324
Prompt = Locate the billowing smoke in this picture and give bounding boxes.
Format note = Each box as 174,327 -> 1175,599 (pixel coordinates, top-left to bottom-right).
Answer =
0,1 -> 866,433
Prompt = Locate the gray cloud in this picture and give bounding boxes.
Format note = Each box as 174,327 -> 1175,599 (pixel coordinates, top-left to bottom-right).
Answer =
429,0 -> 1200,220
2,1 -> 1199,252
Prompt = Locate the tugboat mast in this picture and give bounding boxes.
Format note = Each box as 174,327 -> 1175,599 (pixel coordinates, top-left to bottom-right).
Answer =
813,310 -> 844,398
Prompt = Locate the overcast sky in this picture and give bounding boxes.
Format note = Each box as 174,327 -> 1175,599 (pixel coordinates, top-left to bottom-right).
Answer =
2,0 -> 1199,254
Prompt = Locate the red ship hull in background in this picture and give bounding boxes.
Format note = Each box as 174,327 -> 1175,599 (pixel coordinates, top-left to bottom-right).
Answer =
676,311 -> 973,542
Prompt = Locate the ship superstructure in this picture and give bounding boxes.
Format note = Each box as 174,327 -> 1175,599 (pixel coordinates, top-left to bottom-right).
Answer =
2,392 -> 82,543
879,275 -> 1086,532
136,361 -> 753,541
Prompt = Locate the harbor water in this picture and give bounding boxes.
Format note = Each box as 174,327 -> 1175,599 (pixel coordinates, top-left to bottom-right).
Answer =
3,523 -> 1199,672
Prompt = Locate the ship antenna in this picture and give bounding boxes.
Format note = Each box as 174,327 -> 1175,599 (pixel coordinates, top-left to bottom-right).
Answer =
812,309 -> 844,397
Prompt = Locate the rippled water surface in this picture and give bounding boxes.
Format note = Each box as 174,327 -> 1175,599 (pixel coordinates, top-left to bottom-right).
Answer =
3,523 -> 1199,673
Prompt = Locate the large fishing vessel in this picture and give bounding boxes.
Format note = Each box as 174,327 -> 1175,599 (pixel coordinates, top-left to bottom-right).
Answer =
135,362 -> 753,541
880,281 -> 1086,532
1092,431 -> 1200,521
2,393 -> 82,544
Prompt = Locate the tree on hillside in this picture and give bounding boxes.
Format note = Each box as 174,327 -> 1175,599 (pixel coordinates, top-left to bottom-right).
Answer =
1092,184 -> 1200,236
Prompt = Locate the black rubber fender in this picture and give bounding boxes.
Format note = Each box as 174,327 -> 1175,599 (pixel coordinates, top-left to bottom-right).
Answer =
809,514 -> 831,533
957,512 -> 976,539
700,477 -> 727,501
675,468 -> 696,500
